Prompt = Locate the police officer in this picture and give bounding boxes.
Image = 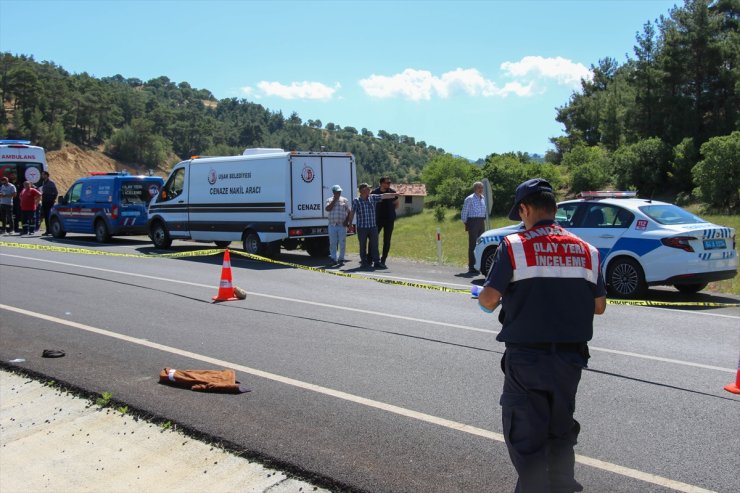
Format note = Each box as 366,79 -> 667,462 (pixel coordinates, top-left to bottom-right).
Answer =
478,178 -> 606,493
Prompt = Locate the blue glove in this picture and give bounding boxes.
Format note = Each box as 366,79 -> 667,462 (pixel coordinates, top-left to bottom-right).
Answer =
479,302 -> 493,313
471,285 -> 483,298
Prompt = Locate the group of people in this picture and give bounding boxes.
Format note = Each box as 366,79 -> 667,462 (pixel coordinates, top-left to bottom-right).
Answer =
325,176 -> 398,269
0,171 -> 58,236
328,176 -> 607,492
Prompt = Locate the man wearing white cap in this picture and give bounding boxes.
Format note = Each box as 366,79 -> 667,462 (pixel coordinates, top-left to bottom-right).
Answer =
325,184 -> 352,266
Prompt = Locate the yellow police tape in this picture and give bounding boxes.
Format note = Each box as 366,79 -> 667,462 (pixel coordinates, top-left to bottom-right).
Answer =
2,241 -> 738,307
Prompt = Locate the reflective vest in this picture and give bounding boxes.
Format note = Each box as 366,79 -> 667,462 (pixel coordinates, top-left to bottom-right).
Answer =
505,223 -> 600,284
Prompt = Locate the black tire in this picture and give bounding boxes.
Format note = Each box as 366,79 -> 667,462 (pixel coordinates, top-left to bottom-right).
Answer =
243,231 -> 264,255
50,217 -> 66,238
94,219 -> 110,243
607,257 -> 647,298
480,246 -> 498,276
150,221 -> 172,249
305,237 -> 330,257
264,240 -> 281,258
675,283 -> 708,294
214,241 -> 231,248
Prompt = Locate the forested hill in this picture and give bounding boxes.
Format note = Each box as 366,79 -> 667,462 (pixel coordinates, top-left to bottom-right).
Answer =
0,53 -> 442,184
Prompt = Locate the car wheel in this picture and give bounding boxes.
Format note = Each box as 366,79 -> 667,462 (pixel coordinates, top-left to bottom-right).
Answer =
675,283 -> 708,294
214,241 -> 231,248
94,220 -> 110,243
607,257 -> 647,298
480,246 -> 498,276
150,221 -> 172,249
50,217 -> 66,238
243,231 -> 264,255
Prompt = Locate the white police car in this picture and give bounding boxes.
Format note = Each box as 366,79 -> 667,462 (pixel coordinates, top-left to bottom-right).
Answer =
473,191 -> 738,297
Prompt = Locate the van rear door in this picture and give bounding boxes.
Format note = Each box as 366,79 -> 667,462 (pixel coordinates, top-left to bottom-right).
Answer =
289,154 -> 355,219
119,179 -> 163,230
290,155 -> 324,219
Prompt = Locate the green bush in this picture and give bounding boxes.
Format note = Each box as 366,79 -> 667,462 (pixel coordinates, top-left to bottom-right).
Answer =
692,131 -> 740,212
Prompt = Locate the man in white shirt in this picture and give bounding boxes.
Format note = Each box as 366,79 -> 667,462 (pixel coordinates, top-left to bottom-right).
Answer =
461,181 -> 487,274
324,184 -> 352,266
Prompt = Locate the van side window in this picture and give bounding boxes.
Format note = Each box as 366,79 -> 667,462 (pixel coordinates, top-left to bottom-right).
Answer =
68,183 -> 83,203
160,168 -> 185,202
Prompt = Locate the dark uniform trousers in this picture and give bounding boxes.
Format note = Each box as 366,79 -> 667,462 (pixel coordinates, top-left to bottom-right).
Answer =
500,344 -> 588,493
377,218 -> 394,263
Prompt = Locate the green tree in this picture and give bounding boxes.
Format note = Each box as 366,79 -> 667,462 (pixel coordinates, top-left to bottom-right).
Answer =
692,131 -> 740,211
612,137 -> 673,194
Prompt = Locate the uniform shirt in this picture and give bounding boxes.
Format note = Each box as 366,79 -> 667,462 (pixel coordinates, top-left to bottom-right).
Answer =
352,194 -> 383,229
0,183 -> 16,206
484,220 -> 606,343
325,195 -> 351,226
371,186 -> 397,223
461,193 -> 486,223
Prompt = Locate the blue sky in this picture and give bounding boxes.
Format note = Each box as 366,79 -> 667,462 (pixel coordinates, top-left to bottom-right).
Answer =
1,0 -> 679,160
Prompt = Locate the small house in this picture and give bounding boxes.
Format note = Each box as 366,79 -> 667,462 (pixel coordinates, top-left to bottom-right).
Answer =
394,183 -> 427,216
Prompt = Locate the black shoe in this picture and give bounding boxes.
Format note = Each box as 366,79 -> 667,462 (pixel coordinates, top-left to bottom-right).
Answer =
375,262 -> 387,269
468,268 -> 480,275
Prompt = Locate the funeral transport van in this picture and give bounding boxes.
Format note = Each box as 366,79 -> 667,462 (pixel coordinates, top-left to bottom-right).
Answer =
147,148 -> 357,256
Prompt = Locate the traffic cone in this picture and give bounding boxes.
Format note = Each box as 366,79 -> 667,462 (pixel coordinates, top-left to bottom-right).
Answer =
724,353 -> 740,394
212,249 -> 240,302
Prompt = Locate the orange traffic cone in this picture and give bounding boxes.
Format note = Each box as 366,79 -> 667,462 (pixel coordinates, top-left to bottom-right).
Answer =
724,353 -> 740,394
212,249 -> 240,302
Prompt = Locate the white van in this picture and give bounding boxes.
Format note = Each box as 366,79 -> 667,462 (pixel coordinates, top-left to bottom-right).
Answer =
147,149 -> 357,256
0,139 -> 49,186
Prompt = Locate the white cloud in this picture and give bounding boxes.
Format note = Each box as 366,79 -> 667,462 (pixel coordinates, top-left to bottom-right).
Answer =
500,56 -> 591,87
359,68 -> 532,101
240,81 -> 340,101
358,56 -> 590,101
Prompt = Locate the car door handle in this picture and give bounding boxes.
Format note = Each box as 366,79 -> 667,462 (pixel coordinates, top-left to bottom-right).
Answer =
599,234 -> 615,239
177,200 -> 184,203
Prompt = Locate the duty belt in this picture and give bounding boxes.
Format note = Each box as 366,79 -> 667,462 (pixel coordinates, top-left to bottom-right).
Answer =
505,342 -> 586,353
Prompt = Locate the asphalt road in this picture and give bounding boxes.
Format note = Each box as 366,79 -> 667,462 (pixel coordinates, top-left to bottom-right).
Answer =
1,234 -> 739,493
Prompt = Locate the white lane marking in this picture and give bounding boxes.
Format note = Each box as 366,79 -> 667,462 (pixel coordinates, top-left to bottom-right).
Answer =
0,303 -> 718,493
589,346 -> 735,373
1,253 -> 736,374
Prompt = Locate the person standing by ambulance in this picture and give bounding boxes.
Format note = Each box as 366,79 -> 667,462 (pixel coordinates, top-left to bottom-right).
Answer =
478,178 -> 606,493
39,171 -> 58,236
0,176 -> 17,234
19,181 -> 42,236
371,176 -> 398,269
325,184 -> 352,266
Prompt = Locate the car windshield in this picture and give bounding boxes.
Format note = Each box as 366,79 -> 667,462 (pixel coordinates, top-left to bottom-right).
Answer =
639,204 -> 706,225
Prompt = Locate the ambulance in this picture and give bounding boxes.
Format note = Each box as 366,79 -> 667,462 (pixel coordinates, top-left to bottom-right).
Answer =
147,149 -> 357,256
0,140 -> 48,186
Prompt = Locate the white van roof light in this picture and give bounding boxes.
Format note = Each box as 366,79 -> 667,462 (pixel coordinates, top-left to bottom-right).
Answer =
242,148 -> 285,156
578,191 -> 637,199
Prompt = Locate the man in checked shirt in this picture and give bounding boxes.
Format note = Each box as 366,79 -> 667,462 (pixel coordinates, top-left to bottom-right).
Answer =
346,183 -> 397,270
461,181 -> 487,274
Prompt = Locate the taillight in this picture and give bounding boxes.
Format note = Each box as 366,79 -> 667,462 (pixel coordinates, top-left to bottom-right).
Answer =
111,205 -> 119,220
661,236 -> 695,252
289,228 -> 303,237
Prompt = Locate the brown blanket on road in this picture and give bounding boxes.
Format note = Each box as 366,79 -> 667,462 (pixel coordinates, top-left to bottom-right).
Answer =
159,368 -> 250,393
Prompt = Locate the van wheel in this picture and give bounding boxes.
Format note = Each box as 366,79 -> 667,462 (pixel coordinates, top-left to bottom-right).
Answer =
214,241 -> 231,248
243,232 -> 264,255
305,237 -> 330,257
151,221 -> 172,249
95,220 -> 110,243
607,257 -> 647,298
264,241 -> 281,258
50,217 -> 66,238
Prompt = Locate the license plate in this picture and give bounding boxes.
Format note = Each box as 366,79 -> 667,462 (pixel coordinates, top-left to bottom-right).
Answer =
703,239 -> 726,250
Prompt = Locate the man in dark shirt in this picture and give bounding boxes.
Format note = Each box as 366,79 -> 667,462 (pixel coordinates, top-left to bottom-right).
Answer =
371,176 -> 398,269
478,178 -> 606,493
39,171 -> 58,236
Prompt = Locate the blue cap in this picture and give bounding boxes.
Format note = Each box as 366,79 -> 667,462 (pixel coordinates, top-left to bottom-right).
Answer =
508,178 -> 553,220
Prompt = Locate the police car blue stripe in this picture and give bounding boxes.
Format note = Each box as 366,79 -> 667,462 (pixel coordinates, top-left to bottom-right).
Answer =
611,237 -> 662,257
